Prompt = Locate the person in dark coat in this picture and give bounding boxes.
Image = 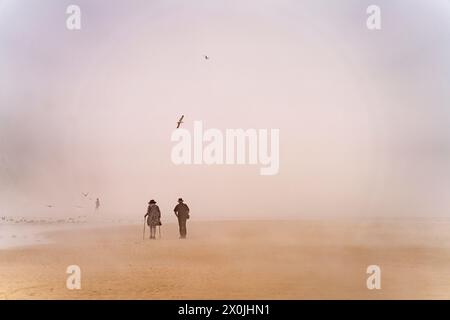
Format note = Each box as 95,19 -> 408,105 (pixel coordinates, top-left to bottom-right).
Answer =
144,200 -> 161,239
174,198 -> 190,239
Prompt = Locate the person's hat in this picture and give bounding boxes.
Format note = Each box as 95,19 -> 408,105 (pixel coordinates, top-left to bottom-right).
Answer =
178,198 -> 183,202
149,199 -> 156,204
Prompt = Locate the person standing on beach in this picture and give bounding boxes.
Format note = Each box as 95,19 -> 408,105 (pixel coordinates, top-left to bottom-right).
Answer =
174,198 -> 190,239
95,198 -> 100,211
145,200 -> 161,239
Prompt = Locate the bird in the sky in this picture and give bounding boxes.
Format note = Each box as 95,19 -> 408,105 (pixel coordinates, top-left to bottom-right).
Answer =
82,192 -> 89,197
46,205 -> 54,208
176,115 -> 185,129
204,55 -> 210,60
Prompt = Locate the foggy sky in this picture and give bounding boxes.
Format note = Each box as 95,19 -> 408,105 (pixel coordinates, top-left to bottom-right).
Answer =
1,0 -> 450,220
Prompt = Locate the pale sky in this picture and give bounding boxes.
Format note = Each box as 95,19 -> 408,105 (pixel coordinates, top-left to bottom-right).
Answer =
1,0 -> 450,220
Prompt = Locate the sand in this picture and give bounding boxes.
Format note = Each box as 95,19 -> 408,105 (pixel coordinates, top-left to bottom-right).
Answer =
1,219 -> 450,299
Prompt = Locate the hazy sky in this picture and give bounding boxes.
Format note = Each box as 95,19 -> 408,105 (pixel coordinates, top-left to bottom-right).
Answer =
1,0 -> 450,220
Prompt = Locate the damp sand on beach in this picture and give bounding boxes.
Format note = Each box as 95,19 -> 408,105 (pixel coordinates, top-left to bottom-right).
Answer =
1,219 -> 450,299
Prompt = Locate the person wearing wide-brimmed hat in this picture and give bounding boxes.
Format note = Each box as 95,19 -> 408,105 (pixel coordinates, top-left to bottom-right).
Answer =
173,198 -> 190,239
144,199 -> 161,239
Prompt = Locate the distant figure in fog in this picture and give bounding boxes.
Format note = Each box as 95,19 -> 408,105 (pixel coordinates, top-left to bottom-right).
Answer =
174,198 -> 190,239
145,200 -> 161,239
95,198 -> 100,211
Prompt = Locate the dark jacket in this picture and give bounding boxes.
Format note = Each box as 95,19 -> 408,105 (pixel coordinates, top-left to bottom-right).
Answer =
145,204 -> 161,227
174,203 -> 190,219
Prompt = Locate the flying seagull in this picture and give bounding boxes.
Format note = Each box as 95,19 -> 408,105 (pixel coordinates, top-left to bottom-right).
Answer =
82,192 -> 89,197
204,55 -> 210,60
176,115 -> 184,129
46,205 -> 54,208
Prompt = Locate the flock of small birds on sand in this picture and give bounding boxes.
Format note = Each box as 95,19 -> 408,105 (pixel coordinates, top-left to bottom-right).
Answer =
0,215 -> 88,225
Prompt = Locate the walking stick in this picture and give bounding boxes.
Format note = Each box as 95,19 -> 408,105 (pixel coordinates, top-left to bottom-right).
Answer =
142,217 -> 146,240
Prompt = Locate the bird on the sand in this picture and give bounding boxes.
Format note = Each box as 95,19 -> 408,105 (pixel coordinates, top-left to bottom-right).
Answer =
176,115 -> 184,129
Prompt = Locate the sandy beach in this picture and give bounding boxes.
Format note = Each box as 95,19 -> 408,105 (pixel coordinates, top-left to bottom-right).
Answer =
1,219 -> 450,300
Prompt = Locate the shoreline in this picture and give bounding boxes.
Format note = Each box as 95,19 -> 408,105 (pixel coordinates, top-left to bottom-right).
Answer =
3,216 -> 450,250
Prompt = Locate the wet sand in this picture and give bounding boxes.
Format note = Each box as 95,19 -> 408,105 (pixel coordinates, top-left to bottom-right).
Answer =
1,219 -> 450,299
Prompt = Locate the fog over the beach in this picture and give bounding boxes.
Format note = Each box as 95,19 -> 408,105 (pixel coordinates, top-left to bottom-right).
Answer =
1,0 -> 450,220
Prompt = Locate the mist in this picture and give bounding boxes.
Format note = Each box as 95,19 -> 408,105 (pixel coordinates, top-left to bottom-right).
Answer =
1,0 -> 450,221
